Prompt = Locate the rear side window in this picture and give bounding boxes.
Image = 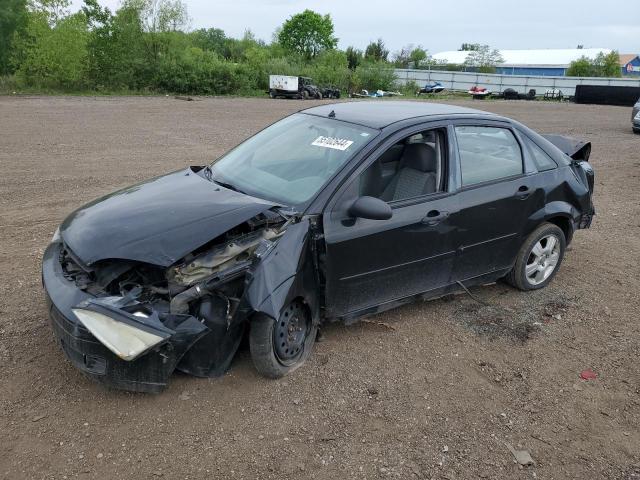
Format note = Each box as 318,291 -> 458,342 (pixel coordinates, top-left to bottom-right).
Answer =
522,136 -> 558,171
455,126 -> 523,186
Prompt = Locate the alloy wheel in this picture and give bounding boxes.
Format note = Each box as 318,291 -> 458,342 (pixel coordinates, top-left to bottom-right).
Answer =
525,234 -> 561,286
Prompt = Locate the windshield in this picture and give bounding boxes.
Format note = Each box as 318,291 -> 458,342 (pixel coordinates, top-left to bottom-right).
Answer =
210,114 -> 378,206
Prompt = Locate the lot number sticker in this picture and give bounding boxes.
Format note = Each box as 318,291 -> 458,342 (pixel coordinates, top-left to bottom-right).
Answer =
311,136 -> 354,151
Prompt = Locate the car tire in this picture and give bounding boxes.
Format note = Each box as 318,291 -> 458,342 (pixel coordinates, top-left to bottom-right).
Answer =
249,301 -> 317,379
505,222 -> 566,291
302,90 -> 309,100
633,127 -> 640,134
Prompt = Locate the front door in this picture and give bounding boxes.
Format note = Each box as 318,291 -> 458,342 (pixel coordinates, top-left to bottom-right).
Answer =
322,126 -> 457,318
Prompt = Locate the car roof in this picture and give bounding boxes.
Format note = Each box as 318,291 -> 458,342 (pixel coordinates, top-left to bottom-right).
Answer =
300,101 -> 496,129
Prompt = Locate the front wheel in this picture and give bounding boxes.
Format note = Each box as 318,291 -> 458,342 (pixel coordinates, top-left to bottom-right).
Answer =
505,223 -> 566,291
249,301 -> 317,378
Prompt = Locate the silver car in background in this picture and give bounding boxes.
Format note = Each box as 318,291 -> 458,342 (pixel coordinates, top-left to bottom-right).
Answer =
633,98 -> 640,134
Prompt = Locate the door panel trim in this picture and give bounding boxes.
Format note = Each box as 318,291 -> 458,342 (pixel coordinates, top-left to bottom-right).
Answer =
459,231 -> 518,252
340,249 -> 456,281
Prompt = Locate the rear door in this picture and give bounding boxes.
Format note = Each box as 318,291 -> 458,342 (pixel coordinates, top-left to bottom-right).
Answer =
448,121 -> 540,281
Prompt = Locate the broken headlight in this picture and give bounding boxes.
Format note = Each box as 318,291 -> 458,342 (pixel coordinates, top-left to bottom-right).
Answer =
72,308 -> 167,361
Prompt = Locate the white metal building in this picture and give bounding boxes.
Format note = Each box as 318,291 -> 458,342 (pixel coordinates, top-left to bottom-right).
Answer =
432,48 -> 613,76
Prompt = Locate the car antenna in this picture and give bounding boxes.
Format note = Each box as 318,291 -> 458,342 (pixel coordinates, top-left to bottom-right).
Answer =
328,110 -> 336,118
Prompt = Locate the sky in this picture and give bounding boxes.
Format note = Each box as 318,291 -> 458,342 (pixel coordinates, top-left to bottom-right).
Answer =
70,0 -> 640,54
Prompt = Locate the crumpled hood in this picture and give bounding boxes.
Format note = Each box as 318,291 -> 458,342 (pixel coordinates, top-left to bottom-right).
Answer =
61,167 -> 276,267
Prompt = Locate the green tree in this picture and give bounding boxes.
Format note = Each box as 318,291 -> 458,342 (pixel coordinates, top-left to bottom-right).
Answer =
30,0 -> 71,25
409,47 -> 427,66
566,51 -> 621,78
392,44 -> 428,67
84,2 -> 149,89
566,56 -> 592,76
364,38 -> 388,62
13,8 -> 89,89
459,43 -> 480,51
463,44 -> 503,72
594,51 -> 621,77
0,0 -> 28,74
190,27 -> 226,55
345,46 -> 362,70
278,10 -> 337,59
123,0 -> 189,32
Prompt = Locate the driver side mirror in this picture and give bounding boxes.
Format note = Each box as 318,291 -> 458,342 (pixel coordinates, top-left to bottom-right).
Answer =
348,196 -> 393,220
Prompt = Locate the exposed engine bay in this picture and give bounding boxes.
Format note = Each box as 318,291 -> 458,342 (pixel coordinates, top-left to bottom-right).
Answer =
62,211 -> 286,312
57,210 -> 291,378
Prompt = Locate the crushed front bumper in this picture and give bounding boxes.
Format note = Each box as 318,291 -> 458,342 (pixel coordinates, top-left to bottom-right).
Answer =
43,242 -> 208,393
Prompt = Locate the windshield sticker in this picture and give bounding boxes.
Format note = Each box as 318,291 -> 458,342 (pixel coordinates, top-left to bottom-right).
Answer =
311,136 -> 354,151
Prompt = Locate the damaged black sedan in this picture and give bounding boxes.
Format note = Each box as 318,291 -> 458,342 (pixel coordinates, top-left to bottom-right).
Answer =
43,101 -> 595,392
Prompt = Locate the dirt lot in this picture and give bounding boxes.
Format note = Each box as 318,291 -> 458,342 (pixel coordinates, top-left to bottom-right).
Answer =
1,95 -> 639,480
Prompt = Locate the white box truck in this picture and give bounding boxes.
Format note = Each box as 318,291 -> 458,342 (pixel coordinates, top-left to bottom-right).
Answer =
268,75 -> 322,99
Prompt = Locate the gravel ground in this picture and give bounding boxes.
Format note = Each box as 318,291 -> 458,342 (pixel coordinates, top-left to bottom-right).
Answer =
0,96 -> 639,480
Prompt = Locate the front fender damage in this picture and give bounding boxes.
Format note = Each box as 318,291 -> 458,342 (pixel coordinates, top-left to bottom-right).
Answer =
60,217 -> 318,390
242,219 -> 318,320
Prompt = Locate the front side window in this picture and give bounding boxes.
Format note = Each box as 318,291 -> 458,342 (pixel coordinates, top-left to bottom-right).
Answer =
357,128 -> 446,203
455,126 -> 523,186
210,114 -> 377,206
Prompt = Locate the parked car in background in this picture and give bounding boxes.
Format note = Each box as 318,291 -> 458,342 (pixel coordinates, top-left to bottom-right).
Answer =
632,98 -> 640,133
43,101 -> 595,393
268,75 -> 322,99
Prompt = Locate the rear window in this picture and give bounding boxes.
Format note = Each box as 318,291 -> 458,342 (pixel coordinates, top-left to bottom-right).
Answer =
455,126 -> 523,186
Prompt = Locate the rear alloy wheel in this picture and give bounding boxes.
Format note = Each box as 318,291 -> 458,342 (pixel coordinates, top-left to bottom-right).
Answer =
250,301 -> 317,378
506,223 -> 566,291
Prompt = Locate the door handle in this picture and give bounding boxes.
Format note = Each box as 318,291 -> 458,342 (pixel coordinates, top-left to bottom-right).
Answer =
514,185 -> 531,200
422,210 -> 449,226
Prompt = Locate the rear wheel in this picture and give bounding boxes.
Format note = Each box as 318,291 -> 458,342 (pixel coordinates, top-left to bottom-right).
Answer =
505,223 -> 566,291
302,90 -> 310,100
249,301 -> 317,378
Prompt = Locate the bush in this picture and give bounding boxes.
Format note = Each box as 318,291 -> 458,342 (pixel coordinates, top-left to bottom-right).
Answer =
155,48 -> 253,95
13,12 -> 89,90
302,50 -> 351,90
352,61 -> 397,91
0,75 -> 18,94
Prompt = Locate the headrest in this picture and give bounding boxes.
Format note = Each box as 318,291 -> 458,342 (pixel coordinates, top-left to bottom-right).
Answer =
402,143 -> 437,172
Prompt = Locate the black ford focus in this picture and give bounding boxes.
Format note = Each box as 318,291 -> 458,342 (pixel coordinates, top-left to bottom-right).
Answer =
43,101 -> 595,392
